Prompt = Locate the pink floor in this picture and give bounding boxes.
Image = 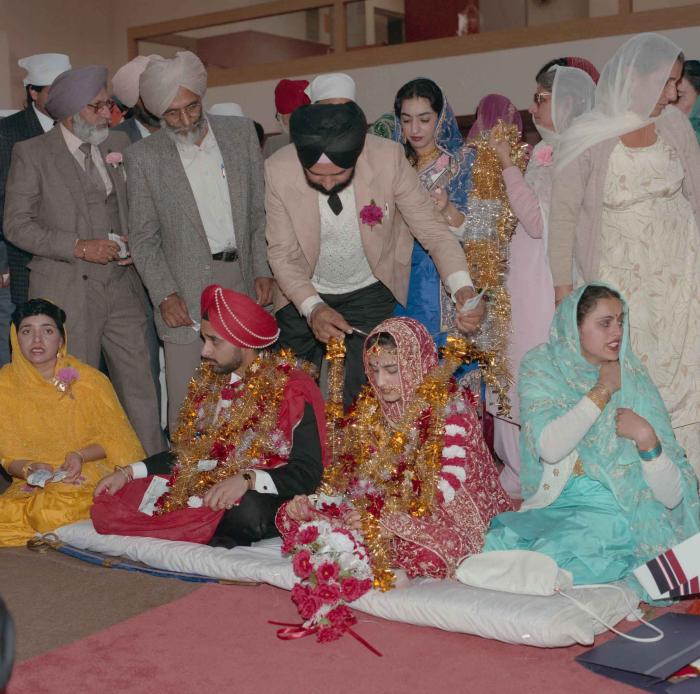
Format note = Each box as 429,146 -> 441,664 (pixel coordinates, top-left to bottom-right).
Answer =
7,583 -> 639,694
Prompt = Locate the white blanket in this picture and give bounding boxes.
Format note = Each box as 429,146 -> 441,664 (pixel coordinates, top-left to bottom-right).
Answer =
54,520 -> 639,648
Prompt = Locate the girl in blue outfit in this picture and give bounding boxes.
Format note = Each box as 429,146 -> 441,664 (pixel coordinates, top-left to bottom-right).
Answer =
376,78 -> 476,343
484,284 -> 699,598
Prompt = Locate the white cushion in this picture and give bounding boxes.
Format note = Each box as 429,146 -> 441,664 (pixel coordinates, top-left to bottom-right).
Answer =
53,521 -> 639,648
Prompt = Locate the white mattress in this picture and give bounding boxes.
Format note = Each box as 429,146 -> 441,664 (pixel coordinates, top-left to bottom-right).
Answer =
54,520 -> 639,648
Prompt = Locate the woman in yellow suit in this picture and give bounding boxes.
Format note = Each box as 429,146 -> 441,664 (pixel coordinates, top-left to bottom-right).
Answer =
0,299 -> 144,546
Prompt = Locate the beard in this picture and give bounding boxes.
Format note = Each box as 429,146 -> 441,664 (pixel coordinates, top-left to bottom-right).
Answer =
202,353 -> 242,375
303,167 -> 355,197
162,114 -> 208,146
72,112 -> 109,145
133,101 -> 161,129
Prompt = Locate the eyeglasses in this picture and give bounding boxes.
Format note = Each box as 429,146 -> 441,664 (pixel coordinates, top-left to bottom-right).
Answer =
86,99 -> 115,114
162,101 -> 202,122
533,92 -> 552,106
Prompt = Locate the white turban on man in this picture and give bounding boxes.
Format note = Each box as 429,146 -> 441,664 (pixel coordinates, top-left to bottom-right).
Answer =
139,51 -> 207,118
112,55 -> 152,108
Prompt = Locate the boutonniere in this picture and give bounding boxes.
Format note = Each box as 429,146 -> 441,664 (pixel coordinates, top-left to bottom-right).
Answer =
53,366 -> 79,399
105,150 -> 124,168
359,199 -> 384,227
534,145 -> 553,167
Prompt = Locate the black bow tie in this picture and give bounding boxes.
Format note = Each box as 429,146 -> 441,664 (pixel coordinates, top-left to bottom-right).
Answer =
327,192 -> 343,216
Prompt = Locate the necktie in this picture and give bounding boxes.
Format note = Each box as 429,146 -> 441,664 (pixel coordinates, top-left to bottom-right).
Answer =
327,192 -> 343,216
79,142 -> 106,194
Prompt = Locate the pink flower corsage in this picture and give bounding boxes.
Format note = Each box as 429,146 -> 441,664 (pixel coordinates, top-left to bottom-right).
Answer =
359,200 -> 384,227
534,145 -> 554,167
53,366 -> 79,399
105,151 -> 123,168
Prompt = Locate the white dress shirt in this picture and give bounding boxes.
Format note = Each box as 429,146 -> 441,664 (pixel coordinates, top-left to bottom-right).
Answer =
175,122 -> 236,254
33,104 -> 54,133
59,124 -> 113,195
135,119 -> 153,140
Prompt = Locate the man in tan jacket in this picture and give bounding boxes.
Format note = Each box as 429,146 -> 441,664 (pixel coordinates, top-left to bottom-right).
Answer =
265,102 -> 482,404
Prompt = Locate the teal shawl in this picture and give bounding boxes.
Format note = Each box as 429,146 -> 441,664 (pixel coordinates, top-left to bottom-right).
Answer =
519,284 -> 699,559
689,94 -> 700,145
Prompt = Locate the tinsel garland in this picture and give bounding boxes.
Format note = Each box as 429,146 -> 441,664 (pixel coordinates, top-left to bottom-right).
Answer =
324,337 -> 346,465
156,350 -> 313,514
321,335 -> 470,592
464,122 -> 529,416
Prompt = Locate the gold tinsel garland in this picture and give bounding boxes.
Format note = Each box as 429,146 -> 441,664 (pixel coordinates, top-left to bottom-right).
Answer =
156,350 -> 313,514
321,335 -> 470,592
324,337 -> 346,465
464,122 -> 529,417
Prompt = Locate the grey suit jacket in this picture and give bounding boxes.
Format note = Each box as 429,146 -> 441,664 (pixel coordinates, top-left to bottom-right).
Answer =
3,126 -> 146,349
125,116 -> 269,344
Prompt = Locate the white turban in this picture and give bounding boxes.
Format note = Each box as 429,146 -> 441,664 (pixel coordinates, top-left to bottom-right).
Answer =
305,73 -> 356,103
139,51 -> 207,118
208,102 -> 244,117
18,53 -> 71,87
112,56 -> 152,108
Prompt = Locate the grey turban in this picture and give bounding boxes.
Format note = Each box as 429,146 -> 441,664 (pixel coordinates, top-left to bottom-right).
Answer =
139,51 -> 207,118
45,65 -> 107,122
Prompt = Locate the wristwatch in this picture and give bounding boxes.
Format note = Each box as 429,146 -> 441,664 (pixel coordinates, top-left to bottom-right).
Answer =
242,471 -> 254,491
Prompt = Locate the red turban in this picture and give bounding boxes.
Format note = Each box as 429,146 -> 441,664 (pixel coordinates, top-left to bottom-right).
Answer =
564,57 -> 600,84
275,79 -> 310,115
200,285 -> 279,349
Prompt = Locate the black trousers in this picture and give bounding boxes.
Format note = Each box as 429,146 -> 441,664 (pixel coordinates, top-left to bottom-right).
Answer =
275,281 -> 395,407
209,492 -> 284,549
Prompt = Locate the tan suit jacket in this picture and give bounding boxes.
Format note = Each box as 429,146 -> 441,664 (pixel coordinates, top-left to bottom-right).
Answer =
265,134 -> 470,312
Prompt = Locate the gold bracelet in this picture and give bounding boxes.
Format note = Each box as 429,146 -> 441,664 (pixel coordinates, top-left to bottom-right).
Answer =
69,450 -> 85,464
115,465 -> 133,483
20,461 -> 34,479
587,383 -> 611,411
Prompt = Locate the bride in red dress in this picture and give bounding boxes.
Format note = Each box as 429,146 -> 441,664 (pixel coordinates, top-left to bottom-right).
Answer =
278,316 -> 512,586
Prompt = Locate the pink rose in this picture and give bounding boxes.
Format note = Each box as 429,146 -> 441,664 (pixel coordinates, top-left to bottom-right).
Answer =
291,584 -> 321,620
316,561 -> 339,584
315,583 -> 341,605
359,200 -> 383,227
292,549 -> 313,579
105,151 -> 123,167
327,605 -> 356,629
298,525 -> 320,545
340,577 -> 372,602
317,626 -> 343,643
534,145 -> 553,167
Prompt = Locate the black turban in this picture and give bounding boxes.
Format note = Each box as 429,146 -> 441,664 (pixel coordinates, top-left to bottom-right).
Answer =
290,102 -> 367,170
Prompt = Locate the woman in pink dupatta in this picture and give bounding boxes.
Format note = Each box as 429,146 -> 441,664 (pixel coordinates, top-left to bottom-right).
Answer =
278,317 -> 512,580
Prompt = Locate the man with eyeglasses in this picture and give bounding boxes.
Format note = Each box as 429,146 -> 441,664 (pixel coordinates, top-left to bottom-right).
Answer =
3,65 -> 165,457
0,54 -> 72,369
125,51 -> 272,434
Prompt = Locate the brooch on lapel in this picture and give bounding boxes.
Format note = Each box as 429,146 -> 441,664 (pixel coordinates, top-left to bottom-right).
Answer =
359,199 -> 384,227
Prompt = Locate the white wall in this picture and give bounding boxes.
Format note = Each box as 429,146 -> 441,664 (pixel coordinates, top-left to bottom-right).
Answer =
206,25 -> 700,130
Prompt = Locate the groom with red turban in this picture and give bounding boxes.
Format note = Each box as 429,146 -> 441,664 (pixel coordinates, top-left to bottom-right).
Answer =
93,285 -> 327,548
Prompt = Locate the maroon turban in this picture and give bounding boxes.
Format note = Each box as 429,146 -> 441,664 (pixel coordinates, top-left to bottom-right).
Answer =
564,57 -> 600,84
274,79 -> 310,115
200,285 -> 279,349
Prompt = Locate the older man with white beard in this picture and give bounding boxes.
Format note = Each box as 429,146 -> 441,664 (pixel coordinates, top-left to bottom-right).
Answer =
3,65 -> 165,456
125,51 -> 272,433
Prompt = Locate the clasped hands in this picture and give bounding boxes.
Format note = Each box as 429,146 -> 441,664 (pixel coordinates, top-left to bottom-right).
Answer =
73,237 -> 132,266
598,360 -> 658,450
286,495 -> 362,531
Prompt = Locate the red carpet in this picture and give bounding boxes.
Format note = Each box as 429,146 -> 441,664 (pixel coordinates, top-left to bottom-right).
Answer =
8,583 -> 637,694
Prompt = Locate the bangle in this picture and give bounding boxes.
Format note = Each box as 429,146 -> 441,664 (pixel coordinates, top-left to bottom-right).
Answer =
69,450 -> 85,465
638,442 -> 662,461
587,383 -> 611,411
115,465 -> 133,483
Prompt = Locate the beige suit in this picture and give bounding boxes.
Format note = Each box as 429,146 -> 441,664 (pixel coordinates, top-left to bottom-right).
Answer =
265,134 -> 469,313
3,127 -> 165,455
